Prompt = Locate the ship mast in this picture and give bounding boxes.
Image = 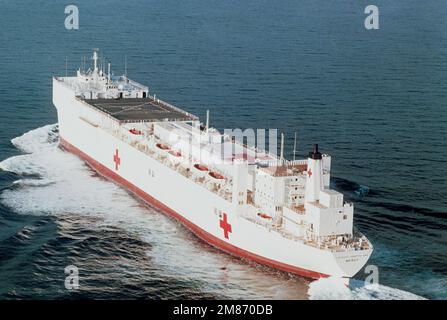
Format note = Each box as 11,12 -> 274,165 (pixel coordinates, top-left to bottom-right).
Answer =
205,110 -> 210,132
107,62 -> 111,84
293,132 -> 297,161
124,54 -> 128,81
280,132 -> 285,164
92,49 -> 99,74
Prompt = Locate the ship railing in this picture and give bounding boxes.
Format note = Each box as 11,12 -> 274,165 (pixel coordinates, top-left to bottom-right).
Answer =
147,94 -> 198,121
231,139 -> 281,163
126,78 -> 149,92
225,137 -> 279,164
284,159 -> 307,166
262,159 -> 307,167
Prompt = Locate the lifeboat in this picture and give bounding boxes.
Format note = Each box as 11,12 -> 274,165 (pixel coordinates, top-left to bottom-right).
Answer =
194,164 -> 208,171
156,143 -> 170,150
257,213 -> 272,220
155,143 -> 170,156
191,163 -> 209,176
209,171 -> 225,180
129,128 -> 143,135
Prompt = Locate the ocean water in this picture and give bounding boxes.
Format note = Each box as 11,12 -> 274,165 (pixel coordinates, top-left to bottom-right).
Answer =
0,0 -> 445,299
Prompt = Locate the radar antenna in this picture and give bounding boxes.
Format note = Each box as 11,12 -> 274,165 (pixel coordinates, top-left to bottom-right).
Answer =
124,54 -> 128,81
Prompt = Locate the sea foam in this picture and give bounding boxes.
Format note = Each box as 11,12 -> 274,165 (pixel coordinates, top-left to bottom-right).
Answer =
308,277 -> 425,300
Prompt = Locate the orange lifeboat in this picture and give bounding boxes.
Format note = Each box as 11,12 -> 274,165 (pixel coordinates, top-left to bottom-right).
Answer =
209,171 -> 225,180
156,143 -> 170,150
129,128 -> 143,135
257,213 -> 272,220
194,164 -> 209,171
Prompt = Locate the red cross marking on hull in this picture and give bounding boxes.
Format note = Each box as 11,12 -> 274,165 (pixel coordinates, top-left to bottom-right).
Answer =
307,168 -> 312,177
219,213 -> 232,240
113,149 -> 121,171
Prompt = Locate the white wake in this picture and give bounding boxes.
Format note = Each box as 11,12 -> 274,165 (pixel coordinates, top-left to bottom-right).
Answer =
308,277 -> 425,300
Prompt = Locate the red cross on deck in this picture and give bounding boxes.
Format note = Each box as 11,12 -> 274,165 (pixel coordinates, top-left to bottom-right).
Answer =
219,213 -> 232,240
307,168 -> 312,177
113,149 -> 121,171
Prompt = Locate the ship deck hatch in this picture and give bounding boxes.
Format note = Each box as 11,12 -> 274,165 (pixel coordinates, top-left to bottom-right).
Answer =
82,97 -> 198,123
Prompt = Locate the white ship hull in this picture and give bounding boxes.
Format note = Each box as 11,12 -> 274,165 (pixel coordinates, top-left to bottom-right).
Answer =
53,77 -> 372,280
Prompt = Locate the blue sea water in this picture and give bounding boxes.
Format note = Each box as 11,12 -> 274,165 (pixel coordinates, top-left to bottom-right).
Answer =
0,0 -> 445,299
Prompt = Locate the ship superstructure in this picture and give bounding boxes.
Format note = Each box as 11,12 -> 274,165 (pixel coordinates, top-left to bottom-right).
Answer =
53,50 -> 372,280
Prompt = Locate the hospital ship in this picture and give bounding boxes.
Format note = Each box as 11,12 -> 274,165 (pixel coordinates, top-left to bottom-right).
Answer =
53,49 -> 373,281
